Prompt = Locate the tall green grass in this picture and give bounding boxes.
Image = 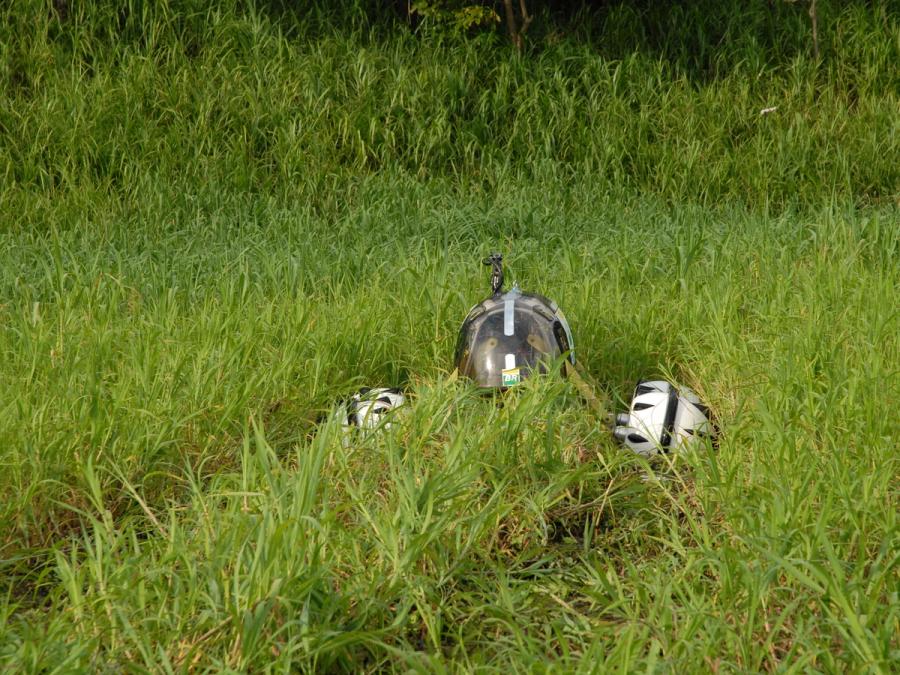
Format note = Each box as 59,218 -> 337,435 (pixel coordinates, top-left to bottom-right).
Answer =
1,0 -> 898,226
1,1 -> 898,671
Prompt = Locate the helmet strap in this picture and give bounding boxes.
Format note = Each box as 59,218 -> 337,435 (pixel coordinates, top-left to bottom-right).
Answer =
564,360 -> 608,418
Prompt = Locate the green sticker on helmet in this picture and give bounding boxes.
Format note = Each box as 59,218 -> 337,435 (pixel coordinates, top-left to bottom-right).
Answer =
501,368 -> 521,387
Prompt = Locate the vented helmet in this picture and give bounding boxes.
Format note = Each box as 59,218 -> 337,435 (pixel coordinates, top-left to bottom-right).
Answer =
454,254 -> 574,388
342,387 -> 406,430
613,380 -> 714,456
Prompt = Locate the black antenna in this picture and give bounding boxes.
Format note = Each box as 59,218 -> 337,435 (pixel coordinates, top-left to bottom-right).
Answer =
482,253 -> 504,295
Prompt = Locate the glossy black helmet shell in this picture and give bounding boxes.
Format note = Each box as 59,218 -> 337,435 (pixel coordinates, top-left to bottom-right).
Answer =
454,286 -> 574,388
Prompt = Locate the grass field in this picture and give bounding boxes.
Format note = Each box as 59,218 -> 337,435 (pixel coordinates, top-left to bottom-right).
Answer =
1,1 -> 898,671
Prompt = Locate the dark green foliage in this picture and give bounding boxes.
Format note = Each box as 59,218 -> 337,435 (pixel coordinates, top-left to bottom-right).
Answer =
1,0 -> 897,224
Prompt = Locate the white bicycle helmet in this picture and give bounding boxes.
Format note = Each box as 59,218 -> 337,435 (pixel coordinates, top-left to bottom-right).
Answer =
613,380 -> 713,457
341,387 -> 406,430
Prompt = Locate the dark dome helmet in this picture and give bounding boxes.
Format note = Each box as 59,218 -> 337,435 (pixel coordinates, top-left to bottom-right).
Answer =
454,254 -> 575,388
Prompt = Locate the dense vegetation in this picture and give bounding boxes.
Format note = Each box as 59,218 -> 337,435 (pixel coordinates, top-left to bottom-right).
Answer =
1,1 -> 897,670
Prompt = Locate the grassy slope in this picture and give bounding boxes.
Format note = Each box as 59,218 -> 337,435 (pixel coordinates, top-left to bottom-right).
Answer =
1,1 -> 898,671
